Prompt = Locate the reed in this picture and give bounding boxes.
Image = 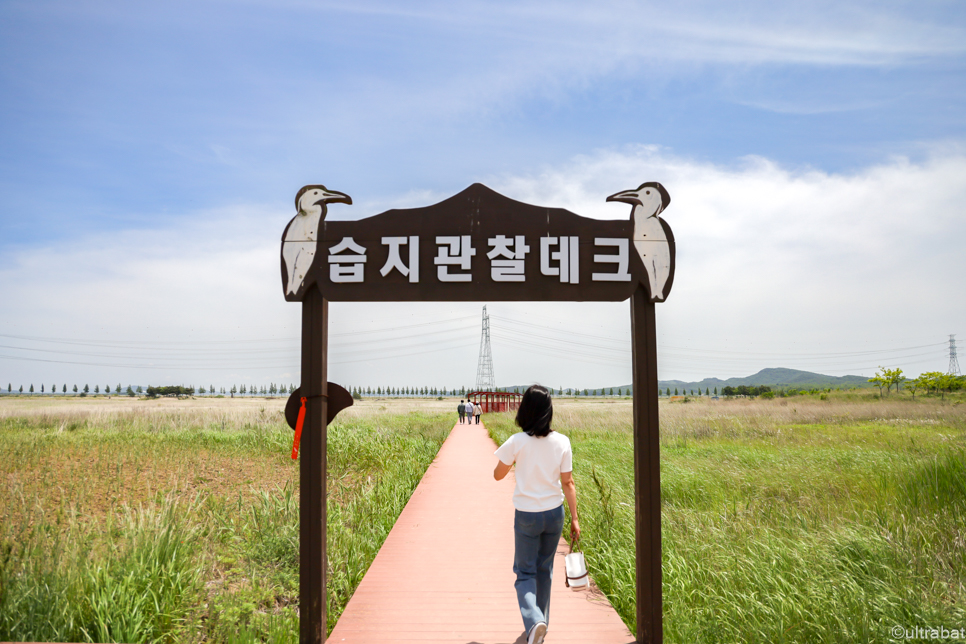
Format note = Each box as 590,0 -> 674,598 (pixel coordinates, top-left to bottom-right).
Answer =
4,393 -> 964,642
0,402 -> 451,642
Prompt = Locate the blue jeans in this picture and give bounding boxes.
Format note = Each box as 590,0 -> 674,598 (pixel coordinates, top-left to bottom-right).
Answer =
513,505 -> 564,635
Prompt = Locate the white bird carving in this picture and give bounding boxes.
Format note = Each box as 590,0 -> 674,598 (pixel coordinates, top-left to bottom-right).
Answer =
606,182 -> 672,301
282,185 -> 352,296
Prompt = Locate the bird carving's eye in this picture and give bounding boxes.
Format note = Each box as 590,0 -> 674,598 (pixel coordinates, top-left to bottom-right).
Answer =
646,190 -> 651,195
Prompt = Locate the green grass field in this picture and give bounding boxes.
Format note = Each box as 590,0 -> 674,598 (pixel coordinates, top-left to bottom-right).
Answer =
488,394 -> 966,642
0,400 -> 451,643
1,393 -> 964,643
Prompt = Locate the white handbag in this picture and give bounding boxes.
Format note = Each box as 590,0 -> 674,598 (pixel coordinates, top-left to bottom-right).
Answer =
564,534 -> 589,589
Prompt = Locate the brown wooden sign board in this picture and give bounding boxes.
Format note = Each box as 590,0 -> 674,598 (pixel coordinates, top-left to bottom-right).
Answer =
281,182 -> 674,644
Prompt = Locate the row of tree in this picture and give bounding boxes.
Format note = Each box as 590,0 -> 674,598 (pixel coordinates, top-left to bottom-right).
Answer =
8,372 -> 963,400
0,383 -> 300,397
317,386 -> 718,397
349,386 -> 640,397
4,383 -> 137,396
870,367 -> 965,400
721,385 -> 771,397
564,388 -> 633,396
665,387 -> 718,397
0,383 -> 757,398
352,386 -> 470,397
145,385 -> 194,397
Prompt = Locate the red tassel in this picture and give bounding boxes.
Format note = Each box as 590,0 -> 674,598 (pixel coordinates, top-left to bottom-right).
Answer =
292,396 -> 307,460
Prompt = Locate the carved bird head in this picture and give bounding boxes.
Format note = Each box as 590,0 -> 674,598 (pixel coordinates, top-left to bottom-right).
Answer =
606,182 -> 670,218
294,185 -> 352,219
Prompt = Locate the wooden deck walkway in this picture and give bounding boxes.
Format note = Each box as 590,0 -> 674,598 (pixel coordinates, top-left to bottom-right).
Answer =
327,420 -> 634,644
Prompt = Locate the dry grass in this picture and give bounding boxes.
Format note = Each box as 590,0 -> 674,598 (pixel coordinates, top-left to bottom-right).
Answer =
4,392 -> 964,643
546,394 -> 966,442
0,397 -> 453,643
0,395 -> 460,526
0,394 -> 462,419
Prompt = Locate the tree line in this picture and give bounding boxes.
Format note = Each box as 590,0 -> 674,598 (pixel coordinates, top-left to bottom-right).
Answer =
6,370 -> 963,400
0,383 -> 297,397
352,386 -> 473,397
869,367 -> 965,400
2,383 -> 137,397
350,387 -> 638,397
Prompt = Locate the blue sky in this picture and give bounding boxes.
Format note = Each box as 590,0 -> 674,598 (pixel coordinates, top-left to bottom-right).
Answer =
1,1 -> 964,391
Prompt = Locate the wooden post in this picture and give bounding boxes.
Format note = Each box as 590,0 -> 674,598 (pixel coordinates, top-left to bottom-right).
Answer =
300,287 -> 329,644
631,284 -> 663,644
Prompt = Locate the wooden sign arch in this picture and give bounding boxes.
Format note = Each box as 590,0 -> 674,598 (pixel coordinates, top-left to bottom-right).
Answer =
282,182 -> 674,644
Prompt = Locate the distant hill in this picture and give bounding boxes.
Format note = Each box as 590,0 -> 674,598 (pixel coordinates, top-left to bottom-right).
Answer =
651,368 -> 872,393
504,368 -> 872,395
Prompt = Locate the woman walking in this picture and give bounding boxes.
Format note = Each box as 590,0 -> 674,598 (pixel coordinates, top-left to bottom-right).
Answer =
493,385 -> 579,644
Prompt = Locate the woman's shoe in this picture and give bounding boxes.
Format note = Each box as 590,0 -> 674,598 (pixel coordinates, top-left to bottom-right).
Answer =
528,622 -> 547,644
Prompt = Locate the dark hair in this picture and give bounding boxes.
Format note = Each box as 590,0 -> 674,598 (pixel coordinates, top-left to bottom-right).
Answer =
515,384 -> 553,437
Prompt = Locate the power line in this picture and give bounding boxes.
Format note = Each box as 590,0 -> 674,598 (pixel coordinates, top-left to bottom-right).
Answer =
656,348 -> 947,368
0,310 -> 952,378
0,353 -> 278,370
491,327 -> 628,354
490,333 -> 630,364
0,333 -> 298,349
0,338 -> 480,370
660,342 -> 948,359
491,337 -> 631,368
332,341 -> 478,366
0,326 -> 476,358
488,315 -> 629,345
0,317 -> 479,370
330,336 -> 477,359
488,318 -> 947,372
331,315 -> 476,336
0,315 -> 476,349
489,315 -> 948,359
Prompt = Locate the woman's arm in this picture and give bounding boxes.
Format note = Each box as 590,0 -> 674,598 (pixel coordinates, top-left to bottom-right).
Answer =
493,460 -> 512,481
561,470 -> 579,541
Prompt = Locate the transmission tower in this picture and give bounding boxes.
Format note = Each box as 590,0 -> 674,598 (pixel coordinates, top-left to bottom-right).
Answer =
950,334 -> 961,376
476,306 -> 496,391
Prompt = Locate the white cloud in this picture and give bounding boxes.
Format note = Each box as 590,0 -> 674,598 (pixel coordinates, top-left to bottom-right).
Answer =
0,205 -> 302,389
489,147 -> 966,379
1,148 -> 964,391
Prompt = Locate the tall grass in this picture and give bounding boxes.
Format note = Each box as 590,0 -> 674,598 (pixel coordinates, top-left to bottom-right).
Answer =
0,494 -> 202,643
0,403 -> 451,642
487,394 -> 966,643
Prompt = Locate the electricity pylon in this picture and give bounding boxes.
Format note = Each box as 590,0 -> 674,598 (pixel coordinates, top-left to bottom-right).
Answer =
476,306 -> 495,391
950,334 -> 961,376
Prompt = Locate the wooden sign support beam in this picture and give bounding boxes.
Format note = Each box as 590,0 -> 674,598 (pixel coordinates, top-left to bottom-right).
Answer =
632,285 -> 662,644
300,289 -> 328,644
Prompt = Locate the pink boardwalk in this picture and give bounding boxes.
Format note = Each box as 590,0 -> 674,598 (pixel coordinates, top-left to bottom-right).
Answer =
327,421 -> 634,644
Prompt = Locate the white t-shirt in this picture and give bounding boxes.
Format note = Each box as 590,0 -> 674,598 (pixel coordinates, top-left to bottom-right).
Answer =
494,431 -> 573,512
465,402 -> 474,414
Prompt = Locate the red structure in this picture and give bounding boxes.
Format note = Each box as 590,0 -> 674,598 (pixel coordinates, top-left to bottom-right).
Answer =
468,390 -> 522,413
